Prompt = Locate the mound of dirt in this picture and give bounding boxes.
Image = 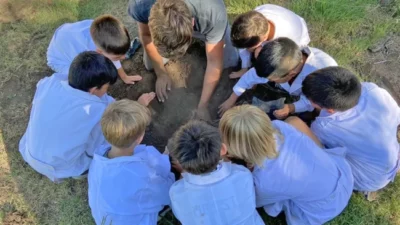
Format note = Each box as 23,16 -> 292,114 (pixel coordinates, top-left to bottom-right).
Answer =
362,35 -> 400,105
109,42 -> 235,151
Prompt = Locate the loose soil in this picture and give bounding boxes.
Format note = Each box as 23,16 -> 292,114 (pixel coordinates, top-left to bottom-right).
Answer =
109,41 -> 235,151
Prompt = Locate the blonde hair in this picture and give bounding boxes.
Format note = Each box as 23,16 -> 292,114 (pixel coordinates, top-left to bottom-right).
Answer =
219,105 -> 278,167
101,99 -> 151,148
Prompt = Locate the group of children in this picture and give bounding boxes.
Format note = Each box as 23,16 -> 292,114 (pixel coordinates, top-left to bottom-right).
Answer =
19,0 -> 400,224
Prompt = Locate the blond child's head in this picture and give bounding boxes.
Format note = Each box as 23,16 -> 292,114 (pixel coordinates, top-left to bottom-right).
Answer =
90,15 -> 130,61
101,99 -> 151,149
219,105 -> 278,167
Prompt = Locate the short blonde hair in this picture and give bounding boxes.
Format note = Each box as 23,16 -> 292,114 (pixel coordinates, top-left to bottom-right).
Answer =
101,99 -> 151,148
219,105 -> 278,167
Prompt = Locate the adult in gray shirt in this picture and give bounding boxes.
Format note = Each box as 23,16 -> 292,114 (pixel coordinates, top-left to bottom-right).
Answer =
128,0 -> 239,119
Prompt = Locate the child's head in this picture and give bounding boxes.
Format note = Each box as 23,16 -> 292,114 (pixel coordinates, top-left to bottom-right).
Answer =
170,120 -> 226,175
219,105 -> 278,167
231,11 -> 269,51
90,15 -> 130,61
149,0 -> 193,59
255,37 -> 303,83
69,51 -> 118,96
101,99 -> 151,149
302,66 -> 361,112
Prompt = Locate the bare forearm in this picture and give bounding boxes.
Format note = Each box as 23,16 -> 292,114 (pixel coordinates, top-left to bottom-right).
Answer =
117,67 -> 128,79
199,61 -> 223,107
140,33 -> 167,77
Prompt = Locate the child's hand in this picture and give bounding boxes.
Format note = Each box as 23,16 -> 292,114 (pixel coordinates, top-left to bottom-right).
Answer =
138,92 -> 156,106
229,68 -> 248,79
122,74 -> 142,84
273,104 -> 293,119
218,95 -> 238,116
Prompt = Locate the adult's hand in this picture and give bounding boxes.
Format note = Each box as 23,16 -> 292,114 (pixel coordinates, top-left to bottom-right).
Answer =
155,74 -> 172,102
194,106 -> 212,122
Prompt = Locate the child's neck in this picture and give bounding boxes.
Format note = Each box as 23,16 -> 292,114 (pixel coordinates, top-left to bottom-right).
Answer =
266,21 -> 276,41
107,144 -> 137,159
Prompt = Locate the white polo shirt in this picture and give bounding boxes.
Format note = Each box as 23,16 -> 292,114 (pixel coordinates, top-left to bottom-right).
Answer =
89,144 -> 174,225
311,82 -> 400,191
19,73 -> 114,182
170,162 -> 264,225
47,20 -> 122,76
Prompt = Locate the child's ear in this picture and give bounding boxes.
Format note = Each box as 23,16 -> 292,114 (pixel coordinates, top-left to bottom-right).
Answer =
95,48 -> 103,54
326,108 -> 336,114
88,87 -> 97,95
136,132 -> 145,145
220,143 -> 228,157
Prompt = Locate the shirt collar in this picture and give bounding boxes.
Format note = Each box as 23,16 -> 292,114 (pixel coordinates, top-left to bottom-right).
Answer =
61,81 -> 109,103
182,162 -> 232,185
94,145 -> 148,164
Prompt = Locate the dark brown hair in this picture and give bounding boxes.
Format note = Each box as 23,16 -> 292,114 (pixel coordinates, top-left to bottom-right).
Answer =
149,0 -> 193,58
170,120 -> 221,175
90,15 -> 130,55
302,66 -> 361,111
231,11 -> 269,49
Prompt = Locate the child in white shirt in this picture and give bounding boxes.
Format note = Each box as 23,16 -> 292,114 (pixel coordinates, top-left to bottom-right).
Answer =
303,66 -> 400,195
169,120 -> 264,225
89,99 -> 173,225
47,15 -> 141,84
220,105 -> 354,225
19,51 -> 154,183
230,4 -> 310,79
219,37 -> 337,118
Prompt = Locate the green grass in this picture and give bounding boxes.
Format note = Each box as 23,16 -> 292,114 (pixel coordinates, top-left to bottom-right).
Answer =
0,0 -> 399,224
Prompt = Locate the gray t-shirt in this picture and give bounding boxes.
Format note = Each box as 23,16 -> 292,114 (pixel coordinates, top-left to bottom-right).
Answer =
128,0 -> 228,43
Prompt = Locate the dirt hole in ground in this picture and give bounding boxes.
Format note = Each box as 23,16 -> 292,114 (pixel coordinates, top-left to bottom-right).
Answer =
109,42 -> 235,151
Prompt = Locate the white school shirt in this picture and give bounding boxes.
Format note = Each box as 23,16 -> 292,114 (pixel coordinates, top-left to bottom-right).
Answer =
233,47 -> 337,113
47,20 -> 121,76
19,73 -> 114,182
311,82 -> 400,192
169,162 -> 264,225
239,4 -> 310,69
254,121 -> 353,225
88,144 -> 175,225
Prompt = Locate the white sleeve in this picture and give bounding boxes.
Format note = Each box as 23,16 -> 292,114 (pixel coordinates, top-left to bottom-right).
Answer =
311,120 -> 339,148
86,123 -> 107,157
298,17 -> 311,48
232,68 -> 269,96
113,60 -> 122,69
146,146 -> 174,180
293,95 -> 314,113
239,49 -> 252,69
104,94 -> 116,105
